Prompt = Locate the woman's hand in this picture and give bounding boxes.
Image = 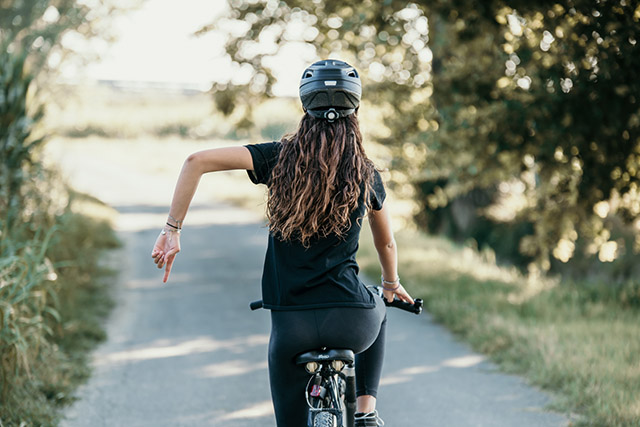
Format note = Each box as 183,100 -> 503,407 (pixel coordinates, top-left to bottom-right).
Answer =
151,229 -> 181,283
382,283 -> 414,305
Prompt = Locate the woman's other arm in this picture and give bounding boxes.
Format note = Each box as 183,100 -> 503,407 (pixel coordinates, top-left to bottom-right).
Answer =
368,203 -> 414,304
151,146 -> 254,283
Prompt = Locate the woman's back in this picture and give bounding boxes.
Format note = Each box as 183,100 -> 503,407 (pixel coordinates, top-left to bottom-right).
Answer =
266,113 -> 374,246
246,137 -> 385,310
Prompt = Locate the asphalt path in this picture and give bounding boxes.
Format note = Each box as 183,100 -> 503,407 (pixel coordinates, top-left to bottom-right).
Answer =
53,139 -> 569,426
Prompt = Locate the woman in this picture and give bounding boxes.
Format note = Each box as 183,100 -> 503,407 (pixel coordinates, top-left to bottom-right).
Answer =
151,60 -> 413,427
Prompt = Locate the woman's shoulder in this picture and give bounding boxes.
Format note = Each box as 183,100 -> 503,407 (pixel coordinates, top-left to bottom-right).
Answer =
245,141 -> 282,157
368,167 -> 385,189
369,168 -> 386,210
245,141 -> 283,185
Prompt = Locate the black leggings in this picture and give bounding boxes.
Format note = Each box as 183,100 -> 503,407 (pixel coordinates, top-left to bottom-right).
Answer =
268,298 -> 387,427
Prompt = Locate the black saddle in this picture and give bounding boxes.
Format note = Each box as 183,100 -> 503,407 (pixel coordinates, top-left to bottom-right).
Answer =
295,348 -> 355,365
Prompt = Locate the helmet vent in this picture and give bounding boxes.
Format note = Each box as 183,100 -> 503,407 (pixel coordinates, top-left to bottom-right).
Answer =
348,71 -> 357,77
304,71 -> 313,78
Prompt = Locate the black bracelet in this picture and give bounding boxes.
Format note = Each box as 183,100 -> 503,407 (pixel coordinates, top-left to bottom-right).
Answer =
165,222 -> 180,230
168,213 -> 183,226
381,283 -> 400,291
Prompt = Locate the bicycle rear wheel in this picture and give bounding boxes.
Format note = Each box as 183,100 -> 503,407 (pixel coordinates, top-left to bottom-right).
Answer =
313,411 -> 336,427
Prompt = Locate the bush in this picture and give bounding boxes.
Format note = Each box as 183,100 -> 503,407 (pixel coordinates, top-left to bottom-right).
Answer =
0,173 -> 120,425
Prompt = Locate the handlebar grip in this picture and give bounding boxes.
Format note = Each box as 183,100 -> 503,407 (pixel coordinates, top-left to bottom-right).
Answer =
384,297 -> 423,315
249,300 -> 264,311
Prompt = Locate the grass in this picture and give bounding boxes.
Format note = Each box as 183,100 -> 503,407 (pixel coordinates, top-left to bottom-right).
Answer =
356,227 -> 640,426
43,83 -> 224,140
43,83 -> 302,142
0,190 -> 121,425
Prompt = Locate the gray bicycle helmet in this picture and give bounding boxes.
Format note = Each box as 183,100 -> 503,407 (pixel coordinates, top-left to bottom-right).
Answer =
299,59 -> 361,122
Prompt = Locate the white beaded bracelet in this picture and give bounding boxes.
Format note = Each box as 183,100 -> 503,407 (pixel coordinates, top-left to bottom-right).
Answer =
381,275 -> 400,285
381,275 -> 400,291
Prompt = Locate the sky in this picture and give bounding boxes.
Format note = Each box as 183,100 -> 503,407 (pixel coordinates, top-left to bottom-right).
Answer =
77,0 -> 228,90
65,0 -> 313,95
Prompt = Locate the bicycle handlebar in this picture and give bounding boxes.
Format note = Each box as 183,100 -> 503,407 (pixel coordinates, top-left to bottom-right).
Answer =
384,297 -> 423,314
249,300 -> 264,311
250,290 -> 423,315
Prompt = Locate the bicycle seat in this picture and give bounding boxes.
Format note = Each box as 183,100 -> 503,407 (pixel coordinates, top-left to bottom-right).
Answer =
296,348 -> 355,365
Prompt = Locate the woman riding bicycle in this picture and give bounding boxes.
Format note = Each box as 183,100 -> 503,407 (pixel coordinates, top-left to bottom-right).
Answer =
151,59 -> 414,427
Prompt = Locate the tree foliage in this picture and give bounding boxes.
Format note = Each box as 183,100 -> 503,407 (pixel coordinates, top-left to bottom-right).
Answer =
1,0 -> 136,219
0,0 -> 130,74
206,0 -> 640,273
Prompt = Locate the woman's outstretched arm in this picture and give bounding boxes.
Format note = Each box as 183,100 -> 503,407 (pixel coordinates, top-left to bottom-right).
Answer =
151,146 -> 254,283
368,203 -> 414,304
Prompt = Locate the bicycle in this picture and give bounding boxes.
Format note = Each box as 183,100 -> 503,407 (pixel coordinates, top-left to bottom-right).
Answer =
250,287 -> 423,427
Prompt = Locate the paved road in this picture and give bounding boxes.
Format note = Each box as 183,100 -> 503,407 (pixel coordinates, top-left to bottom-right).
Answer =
54,139 -> 568,426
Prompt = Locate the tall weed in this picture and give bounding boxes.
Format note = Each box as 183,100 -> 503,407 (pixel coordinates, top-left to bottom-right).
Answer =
0,180 -> 120,424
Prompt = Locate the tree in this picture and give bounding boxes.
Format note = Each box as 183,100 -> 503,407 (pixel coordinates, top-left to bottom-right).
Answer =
0,0 -> 138,223
204,0 -> 640,273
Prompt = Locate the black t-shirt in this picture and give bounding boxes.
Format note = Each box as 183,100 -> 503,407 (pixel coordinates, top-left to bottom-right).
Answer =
245,141 -> 386,311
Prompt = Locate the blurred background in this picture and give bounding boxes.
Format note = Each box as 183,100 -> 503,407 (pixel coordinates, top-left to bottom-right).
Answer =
1,0 -> 639,425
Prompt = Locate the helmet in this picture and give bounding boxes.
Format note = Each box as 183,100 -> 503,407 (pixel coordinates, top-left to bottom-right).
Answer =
299,59 -> 361,122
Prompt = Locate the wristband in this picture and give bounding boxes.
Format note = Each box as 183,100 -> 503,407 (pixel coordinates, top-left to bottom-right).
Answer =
168,213 -> 183,227
381,275 -> 400,286
381,275 -> 400,291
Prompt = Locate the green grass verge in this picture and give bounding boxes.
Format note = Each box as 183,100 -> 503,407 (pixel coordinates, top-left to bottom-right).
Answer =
0,191 -> 120,425
357,226 -> 640,426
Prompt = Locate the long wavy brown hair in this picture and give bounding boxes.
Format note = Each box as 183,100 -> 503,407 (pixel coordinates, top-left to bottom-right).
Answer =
267,112 -> 375,246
